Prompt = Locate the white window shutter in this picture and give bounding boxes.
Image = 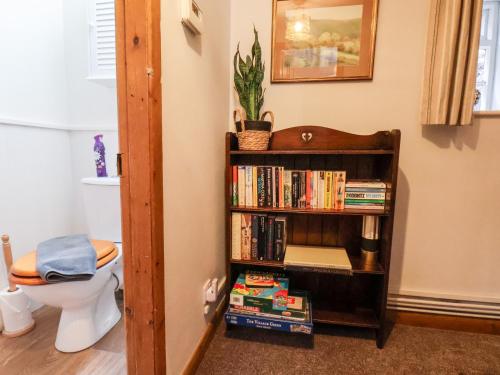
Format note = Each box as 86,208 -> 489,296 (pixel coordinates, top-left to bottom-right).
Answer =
88,0 -> 116,80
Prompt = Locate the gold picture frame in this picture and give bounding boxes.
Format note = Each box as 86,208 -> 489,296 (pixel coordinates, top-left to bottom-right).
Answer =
271,0 -> 379,83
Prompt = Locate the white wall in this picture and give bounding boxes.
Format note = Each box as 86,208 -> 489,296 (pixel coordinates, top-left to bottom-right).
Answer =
62,0 -> 118,129
162,0 -> 230,373
0,0 -> 68,125
230,0 -> 500,302
0,126 -> 73,286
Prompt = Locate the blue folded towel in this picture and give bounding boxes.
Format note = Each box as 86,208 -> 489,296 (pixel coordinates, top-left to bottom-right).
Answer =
36,235 -> 97,283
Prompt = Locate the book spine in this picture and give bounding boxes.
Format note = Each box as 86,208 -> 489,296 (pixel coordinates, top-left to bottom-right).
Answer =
345,204 -> 385,210
245,166 -> 253,207
250,215 -> 259,260
252,166 -> 258,207
274,217 -> 286,261
241,213 -> 252,260
265,167 -> 272,207
231,213 -> 242,260
284,170 -> 292,208
325,171 -> 333,209
345,199 -> 386,204
345,192 -> 386,200
257,167 -> 265,207
306,171 -> 312,208
279,167 -> 284,208
238,166 -> 246,207
266,216 -> 275,260
232,166 -> 238,206
274,167 -> 280,208
345,187 -> 387,193
311,171 -> 317,209
346,182 -> 386,189
334,171 -> 346,210
291,171 -> 299,208
299,171 -> 306,208
318,171 -> 325,209
257,215 -> 266,260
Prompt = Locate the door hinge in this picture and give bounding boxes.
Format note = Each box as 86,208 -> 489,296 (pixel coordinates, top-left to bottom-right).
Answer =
117,153 -> 123,177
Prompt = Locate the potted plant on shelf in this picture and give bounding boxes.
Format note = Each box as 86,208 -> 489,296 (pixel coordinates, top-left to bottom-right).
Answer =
233,27 -> 274,151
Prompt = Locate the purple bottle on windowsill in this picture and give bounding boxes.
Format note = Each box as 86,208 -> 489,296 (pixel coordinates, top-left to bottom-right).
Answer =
94,134 -> 108,177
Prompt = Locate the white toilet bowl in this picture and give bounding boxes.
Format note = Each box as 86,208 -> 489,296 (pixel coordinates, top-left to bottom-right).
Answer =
10,241 -> 123,353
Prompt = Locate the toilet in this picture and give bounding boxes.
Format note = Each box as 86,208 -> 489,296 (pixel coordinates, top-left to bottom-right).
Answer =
8,176 -> 123,353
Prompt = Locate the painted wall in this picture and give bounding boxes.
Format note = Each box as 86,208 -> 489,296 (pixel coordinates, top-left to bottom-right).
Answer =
62,0 -> 118,129
230,0 -> 500,302
162,0 -> 230,373
0,0 -> 68,125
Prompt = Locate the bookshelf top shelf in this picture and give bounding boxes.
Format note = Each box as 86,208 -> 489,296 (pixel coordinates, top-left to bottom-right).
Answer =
230,149 -> 394,155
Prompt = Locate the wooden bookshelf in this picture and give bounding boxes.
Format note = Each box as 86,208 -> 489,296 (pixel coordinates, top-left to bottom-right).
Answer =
225,126 -> 401,348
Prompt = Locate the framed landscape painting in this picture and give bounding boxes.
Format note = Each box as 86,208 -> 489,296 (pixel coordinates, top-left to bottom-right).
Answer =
271,0 -> 379,82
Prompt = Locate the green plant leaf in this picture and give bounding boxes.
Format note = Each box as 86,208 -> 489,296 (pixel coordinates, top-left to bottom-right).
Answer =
252,27 -> 262,67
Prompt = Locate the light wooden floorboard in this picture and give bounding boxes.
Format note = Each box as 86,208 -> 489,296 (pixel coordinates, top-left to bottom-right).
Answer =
0,297 -> 125,375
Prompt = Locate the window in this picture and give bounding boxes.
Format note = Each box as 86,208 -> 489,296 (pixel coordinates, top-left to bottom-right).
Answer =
475,0 -> 500,111
88,0 -> 116,81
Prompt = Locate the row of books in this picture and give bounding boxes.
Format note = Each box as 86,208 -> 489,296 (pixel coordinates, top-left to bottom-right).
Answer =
231,213 -> 287,262
231,165 -> 348,209
225,272 -> 313,334
344,181 -> 388,210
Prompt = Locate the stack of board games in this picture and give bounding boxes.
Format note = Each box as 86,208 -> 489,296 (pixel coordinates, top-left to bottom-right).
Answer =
225,272 -> 313,335
231,165 -> 346,210
344,181 -> 388,210
231,213 -> 287,262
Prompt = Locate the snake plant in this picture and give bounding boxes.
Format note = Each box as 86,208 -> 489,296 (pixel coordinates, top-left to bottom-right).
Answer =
234,27 -> 265,121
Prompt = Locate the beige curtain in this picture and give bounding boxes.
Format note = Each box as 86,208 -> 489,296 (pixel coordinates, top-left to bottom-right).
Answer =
421,0 -> 483,126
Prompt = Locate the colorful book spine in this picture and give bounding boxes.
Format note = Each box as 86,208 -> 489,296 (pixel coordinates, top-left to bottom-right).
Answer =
250,215 -> 259,260
279,167 -> 284,208
305,171 -> 312,208
266,216 -> 276,260
232,166 -> 238,206
299,171 -> 306,208
345,192 -> 386,200
284,170 -> 292,208
325,171 -> 333,209
257,167 -> 265,207
252,166 -> 258,207
318,171 -> 325,209
231,213 -> 242,260
334,171 -> 346,210
241,213 -> 252,260
245,166 -> 253,207
265,167 -> 272,207
291,171 -> 299,208
237,166 -> 246,207
311,171 -> 318,209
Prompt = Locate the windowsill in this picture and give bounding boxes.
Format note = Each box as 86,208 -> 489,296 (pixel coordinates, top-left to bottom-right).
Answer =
86,76 -> 116,88
474,111 -> 500,118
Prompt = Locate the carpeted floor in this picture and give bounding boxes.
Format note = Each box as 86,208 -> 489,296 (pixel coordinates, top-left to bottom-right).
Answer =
197,321 -> 500,374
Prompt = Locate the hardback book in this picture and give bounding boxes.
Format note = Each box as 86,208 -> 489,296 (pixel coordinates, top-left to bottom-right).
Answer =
257,214 -> 267,260
266,216 -> 276,260
229,273 -> 289,312
284,170 -> 292,208
325,171 -> 333,209
245,166 -> 253,207
231,213 -> 242,260
265,167 -> 273,207
229,290 -> 310,322
284,245 -> 352,274
250,215 -> 259,260
274,216 -> 287,261
291,171 -> 299,208
299,171 -> 306,208
318,171 -> 325,209
240,213 -> 252,260
257,167 -> 265,207
305,170 -> 312,208
333,171 -> 346,210
252,166 -> 258,207
237,166 -> 246,206
279,167 -> 284,208
232,166 -> 238,206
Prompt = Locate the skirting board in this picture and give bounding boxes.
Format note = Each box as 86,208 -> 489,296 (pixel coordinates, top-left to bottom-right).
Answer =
182,298 -> 225,375
388,293 -> 500,320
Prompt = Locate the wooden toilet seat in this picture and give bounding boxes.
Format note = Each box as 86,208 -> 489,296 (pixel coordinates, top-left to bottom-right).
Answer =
9,240 -> 118,286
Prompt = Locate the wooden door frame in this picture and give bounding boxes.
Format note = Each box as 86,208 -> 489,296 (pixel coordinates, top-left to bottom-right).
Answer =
115,0 -> 166,374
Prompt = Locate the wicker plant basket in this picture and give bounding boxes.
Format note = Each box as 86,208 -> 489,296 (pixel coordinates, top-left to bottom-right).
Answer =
234,108 -> 274,151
